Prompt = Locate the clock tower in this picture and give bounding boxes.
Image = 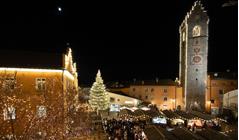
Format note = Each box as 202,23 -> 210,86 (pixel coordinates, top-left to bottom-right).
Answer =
179,1 -> 209,111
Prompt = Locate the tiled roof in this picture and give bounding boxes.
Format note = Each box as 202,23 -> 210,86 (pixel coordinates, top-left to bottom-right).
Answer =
144,125 -> 168,140
189,111 -> 215,120
208,72 -> 237,80
131,79 -> 177,86
196,128 -> 230,140
0,50 -> 63,69
162,110 -> 180,119
174,111 -> 195,120
171,127 -> 205,140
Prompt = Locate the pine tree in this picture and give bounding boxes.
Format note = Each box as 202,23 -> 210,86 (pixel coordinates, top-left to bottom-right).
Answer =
89,70 -> 109,113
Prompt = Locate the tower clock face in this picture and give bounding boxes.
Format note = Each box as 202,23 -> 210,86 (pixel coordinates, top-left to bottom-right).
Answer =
193,56 -> 201,63
191,55 -> 202,64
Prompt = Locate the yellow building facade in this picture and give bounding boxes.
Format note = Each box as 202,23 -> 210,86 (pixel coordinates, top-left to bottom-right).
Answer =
120,75 -> 237,113
0,48 -> 78,139
127,80 -> 184,111
206,73 -> 237,114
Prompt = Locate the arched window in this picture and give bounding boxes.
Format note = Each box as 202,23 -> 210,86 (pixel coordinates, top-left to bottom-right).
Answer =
182,32 -> 186,41
192,25 -> 201,37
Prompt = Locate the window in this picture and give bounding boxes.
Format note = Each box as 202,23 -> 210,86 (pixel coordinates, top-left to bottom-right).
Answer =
139,95 -> 142,99
117,99 -> 120,102
132,88 -> 136,92
164,97 -> 167,101
110,97 -> 115,102
151,88 -> 154,92
210,99 -> 215,104
145,96 -> 148,100
192,25 -> 201,37
36,78 -> 46,91
3,77 -> 16,90
219,90 -> 224,95
182,32 -> 186,41
212,82 -> 216,86
163,89 -> 167,93
37,106 -> 46,118
3,106 -> 16,120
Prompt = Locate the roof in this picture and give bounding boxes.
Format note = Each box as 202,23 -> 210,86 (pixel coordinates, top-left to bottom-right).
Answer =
208,72 -> 238,80
118,109 -> 134,116
106,81 -> 130,88
0,49 -> 63,69
190,111 -> 215,120
155,126 -> 178,140
144,125 -> 168,140
107,90 -> 139,100
144,110 -> 165,118
174,111 -> 195,120
131,79 -> 177,86
171,127 -> 205,140
196,128 -> 230,140
162,110 -> 180,119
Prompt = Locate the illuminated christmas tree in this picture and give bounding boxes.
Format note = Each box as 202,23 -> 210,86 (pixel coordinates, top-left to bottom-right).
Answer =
89,70 -> 109,114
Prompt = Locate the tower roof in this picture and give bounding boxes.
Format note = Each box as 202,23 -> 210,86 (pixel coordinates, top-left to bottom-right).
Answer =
180,0 -> 208,29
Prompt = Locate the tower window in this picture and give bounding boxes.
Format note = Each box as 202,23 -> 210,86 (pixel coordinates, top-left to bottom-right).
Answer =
196,78 -> 198,81
192,25 -> 201,37
164,97 -> 167,101
182,32 -> 186,41
196,69 -> 198,72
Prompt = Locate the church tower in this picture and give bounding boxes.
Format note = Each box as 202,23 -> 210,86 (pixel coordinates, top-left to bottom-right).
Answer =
179,1 -> 209,111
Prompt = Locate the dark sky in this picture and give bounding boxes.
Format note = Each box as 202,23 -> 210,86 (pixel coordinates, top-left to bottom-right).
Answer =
0,0 -> 237,85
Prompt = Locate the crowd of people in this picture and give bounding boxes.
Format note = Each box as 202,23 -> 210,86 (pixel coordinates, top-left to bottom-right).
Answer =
102,118 -> 146,140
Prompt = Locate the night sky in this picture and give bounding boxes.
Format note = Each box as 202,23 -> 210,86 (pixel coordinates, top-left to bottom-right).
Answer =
0,0 -> 237,86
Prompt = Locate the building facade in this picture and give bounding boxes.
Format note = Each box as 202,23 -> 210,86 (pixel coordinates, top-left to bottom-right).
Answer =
108,91 -> 141,107
179,1 -> 209,111
0,48 -> 78,139
206,73 -> 237,114
128,80 -> 184,111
